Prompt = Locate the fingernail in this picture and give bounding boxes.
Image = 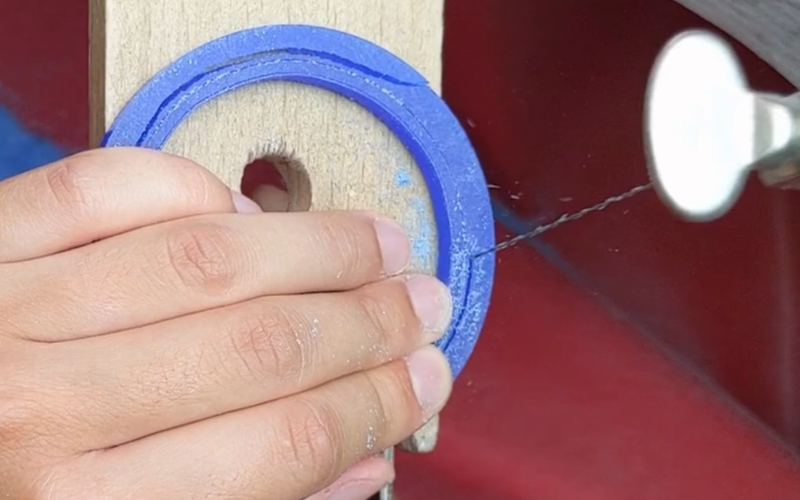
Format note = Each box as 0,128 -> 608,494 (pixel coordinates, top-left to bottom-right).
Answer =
373,216 -> 410,275
406,346 -> 453,419
405,275 -> 452,342
231,190 -> 263,213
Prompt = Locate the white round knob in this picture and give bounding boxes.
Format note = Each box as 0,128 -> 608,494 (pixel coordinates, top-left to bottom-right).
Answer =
645,30 -> 757,221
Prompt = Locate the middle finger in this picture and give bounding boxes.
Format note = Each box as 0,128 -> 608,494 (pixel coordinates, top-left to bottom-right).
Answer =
1,210 -> 409,342
45,275 -> 451,450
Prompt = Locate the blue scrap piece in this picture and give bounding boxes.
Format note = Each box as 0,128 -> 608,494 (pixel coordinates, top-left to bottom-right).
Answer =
101,24 -> 495,378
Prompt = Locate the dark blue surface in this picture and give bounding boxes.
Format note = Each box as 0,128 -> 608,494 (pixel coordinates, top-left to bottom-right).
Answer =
0,105 -> 64,181
103,24 -> 495,378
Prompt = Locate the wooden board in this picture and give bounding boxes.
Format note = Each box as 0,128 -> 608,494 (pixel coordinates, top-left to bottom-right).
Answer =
89,0 -> 445,454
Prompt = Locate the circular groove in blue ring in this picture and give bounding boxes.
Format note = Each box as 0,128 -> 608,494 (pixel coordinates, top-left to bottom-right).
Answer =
101,24 -> 495,378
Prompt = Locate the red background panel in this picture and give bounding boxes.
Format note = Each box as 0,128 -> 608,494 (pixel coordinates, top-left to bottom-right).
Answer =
442,0 -> 800,451
399,228 -> 800,499
0,0 -> 87,149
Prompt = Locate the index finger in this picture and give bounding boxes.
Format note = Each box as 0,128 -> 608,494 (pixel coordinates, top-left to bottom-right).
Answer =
0,147 -> 258,263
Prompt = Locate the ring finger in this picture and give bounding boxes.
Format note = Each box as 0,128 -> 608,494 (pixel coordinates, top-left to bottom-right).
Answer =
53,346 -> 452,500
45,275 -> 451,450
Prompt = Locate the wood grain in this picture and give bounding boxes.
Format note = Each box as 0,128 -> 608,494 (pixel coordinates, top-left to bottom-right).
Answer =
89,0 -> 445,454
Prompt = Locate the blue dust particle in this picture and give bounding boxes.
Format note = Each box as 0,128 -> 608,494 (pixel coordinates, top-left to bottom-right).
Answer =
412,236 -> 432,262
394,170 -> 411,187
409,197 -> 434,264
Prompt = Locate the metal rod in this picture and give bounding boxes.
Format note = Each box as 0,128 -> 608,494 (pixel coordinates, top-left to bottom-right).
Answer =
378,447 -> 394,500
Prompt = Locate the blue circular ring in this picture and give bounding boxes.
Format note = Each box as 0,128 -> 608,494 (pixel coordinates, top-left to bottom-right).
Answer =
102,24 -> 495,378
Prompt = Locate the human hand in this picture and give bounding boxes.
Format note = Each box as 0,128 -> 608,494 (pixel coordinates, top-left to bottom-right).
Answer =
0,148 -> 453,500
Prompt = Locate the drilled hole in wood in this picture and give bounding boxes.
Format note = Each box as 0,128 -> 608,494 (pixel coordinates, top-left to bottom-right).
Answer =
241,156 -> 312,212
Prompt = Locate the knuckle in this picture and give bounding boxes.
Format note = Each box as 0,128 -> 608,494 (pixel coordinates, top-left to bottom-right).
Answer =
41,157 -> 96,219
0,355 -> 37,441
164,222 -> 239,295
356,284 -> 412,356
359,371 -> 392,444
32,455 -> 106,500
0,379 -> 63,462
315,215 -> 375,277
0,350 -> 84,497
278,399 -> 342,484
168,157 -> 218,205
364,366 -> 417,432
0,394 -> 41,448
225,304 -> 307,383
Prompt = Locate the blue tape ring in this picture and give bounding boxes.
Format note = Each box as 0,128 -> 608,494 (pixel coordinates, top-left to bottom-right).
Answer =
102,24 -> 495,378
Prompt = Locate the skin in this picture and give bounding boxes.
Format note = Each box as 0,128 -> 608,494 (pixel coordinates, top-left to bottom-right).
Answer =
0,147 -> 454,500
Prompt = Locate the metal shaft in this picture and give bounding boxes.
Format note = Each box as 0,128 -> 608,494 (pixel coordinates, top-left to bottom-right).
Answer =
378,447 -> 394,500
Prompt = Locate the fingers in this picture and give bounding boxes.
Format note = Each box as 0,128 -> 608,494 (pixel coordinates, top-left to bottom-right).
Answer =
306,456 -> 394,500
1,211 -> 411,341
57,346 -> 452,500
0,148 -> 252,263
252,184 -> 291,212
44,275 -> 451,450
